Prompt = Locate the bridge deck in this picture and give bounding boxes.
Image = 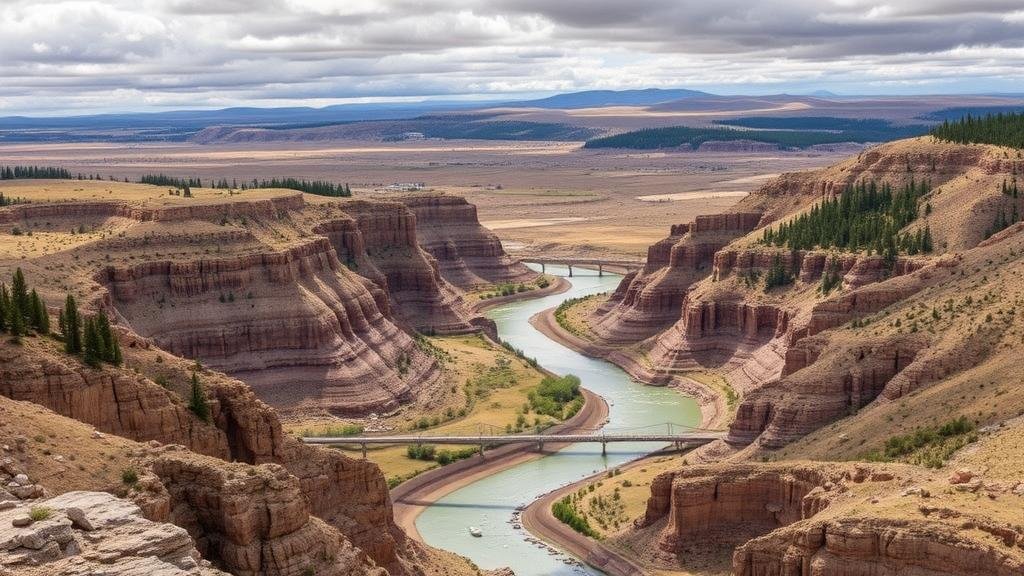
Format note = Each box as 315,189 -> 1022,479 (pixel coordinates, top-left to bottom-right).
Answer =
302,432 -> 725,446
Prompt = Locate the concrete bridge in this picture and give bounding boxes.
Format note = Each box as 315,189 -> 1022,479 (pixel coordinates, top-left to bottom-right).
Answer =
302,430 -> 725,458
525,258 -> 643,277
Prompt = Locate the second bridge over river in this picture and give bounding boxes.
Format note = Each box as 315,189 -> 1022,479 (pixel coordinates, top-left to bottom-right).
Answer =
525,258 -> 642,277
302,423 -> 725,458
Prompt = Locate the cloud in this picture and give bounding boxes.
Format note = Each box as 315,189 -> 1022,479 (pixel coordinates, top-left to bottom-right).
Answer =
0,0 -> 1023,114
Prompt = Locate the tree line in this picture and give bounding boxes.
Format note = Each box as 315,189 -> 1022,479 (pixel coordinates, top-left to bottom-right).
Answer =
930,112 -> 1024,149
0,267 -> 122,367
0,165 -> 72,180
137,174 -> 352,197
583,123 -> 928,150
761,179 -> 933,257
0,192 -> 30,207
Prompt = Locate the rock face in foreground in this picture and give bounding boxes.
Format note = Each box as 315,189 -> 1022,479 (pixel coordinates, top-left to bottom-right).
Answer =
638,461 -> 1024,576
0,491 -> 228,576
150,452 -> 383,576
734,516 -> 1024,576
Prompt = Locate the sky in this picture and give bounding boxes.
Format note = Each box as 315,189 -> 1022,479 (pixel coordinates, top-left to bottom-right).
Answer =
2,0 -> 1024,115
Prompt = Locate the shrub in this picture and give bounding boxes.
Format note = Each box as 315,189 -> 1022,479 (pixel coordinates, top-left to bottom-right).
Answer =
551,496 -> 599,538
29,507 -> 52,521
122,468 -> 139,485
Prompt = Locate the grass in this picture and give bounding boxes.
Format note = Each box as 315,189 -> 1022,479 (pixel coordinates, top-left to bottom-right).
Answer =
862,416 -> 977,468
310,334 -> 565,484
121,468 -> 139,485
29,506 -> 52,521
468,274 -> 554,302
553,293 -> 604,339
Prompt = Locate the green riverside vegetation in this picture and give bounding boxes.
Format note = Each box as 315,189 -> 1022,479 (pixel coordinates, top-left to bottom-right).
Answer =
552,495 -> 600,538
929,112 -> 1024,149
761,179 -> 933,258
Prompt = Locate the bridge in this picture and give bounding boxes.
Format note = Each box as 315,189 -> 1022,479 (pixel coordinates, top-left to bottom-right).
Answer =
524,258 -> 643,277
302,423 -> 725,458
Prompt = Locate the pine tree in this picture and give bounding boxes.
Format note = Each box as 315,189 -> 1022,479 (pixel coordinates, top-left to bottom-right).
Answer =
188,372 -> 211,422
96,309 -> 121,364
11,268 -> 29,323
83,316 -> 104,367
109,335 -> 122,366
0,284 -> 8,333
29,289 -> 49,334
63,295 -> 82,354
7,297 -> 25,341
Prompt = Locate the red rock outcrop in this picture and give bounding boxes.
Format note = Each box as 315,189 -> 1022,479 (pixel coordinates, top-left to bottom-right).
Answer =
99,236 -> 439,416
0,194 -> 305,226
728,334 -> 925,447
639,462 -> 903,557
0,338 -> 414,574
397,194 -> 537,289
590,214 -> 761,343
151,452 -> 383,576
0,340 -> 229,459
733,515 -> 1024,576
333,199 -> 474,333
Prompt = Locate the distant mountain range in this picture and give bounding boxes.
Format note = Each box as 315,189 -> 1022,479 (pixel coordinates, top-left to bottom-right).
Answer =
500,88 -> 711,109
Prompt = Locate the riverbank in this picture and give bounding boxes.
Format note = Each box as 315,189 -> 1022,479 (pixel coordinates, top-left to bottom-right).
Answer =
469,275 -> 571,314
529,305 -> 728,430
519,448 -> 683,576
521,305 -> 734,575
392,386 -> 610,542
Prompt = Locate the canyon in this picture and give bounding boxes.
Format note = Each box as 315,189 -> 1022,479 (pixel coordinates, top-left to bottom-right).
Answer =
0,183 -> 531,575
532,136 -> 1024,574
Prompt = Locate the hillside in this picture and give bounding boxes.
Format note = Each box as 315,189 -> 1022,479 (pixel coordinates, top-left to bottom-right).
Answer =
542,134 -> 1024,574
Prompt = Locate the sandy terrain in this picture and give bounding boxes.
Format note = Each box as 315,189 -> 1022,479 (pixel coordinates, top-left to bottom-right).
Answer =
0,140 -> 846,260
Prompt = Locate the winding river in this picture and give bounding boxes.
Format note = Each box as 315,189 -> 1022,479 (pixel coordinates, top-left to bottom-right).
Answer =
415,265 -> 701,575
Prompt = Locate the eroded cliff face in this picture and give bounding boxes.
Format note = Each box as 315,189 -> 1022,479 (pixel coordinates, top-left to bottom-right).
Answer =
325,199 -> 474,333
151,452 -> 383,576
590,214 -> 762,344
633,459 -> 1024,576
99,236 -> 438,416
397,194 -> 538,289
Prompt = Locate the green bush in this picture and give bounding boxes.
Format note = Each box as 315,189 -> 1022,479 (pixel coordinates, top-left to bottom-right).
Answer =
552,496 -> 599,538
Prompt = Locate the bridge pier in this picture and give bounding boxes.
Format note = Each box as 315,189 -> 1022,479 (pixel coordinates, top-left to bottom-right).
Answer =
479,444 -> 485,457
601,441 -> 606,456
361,443 -> 367,459
598,264 -> 603,277
537,439 -> 544,453
567,264 -> 573,277
540,262 -> 546,274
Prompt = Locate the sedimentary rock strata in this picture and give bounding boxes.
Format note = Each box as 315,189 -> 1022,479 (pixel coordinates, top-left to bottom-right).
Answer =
398,194 -> 537,289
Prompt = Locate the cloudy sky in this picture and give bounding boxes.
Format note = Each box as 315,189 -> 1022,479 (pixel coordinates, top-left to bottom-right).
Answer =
2,0 -> 1024,115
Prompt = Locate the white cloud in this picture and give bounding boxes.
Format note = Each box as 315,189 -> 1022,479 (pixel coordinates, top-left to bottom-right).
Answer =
0,0 -> 1022,114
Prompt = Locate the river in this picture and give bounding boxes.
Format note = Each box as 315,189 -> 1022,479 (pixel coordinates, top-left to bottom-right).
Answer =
415,264 -> 701,575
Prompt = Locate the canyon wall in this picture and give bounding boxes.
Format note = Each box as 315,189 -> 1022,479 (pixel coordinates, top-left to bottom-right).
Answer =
590,213 -> 762,344
397,194 -> 537,289
99,236 -> 439,416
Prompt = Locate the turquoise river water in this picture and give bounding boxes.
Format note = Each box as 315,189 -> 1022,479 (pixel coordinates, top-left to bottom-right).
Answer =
415,264 -> 701,575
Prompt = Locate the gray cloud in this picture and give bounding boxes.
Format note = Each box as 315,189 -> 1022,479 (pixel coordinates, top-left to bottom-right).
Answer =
0,0 -> 1023,114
